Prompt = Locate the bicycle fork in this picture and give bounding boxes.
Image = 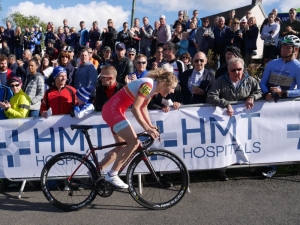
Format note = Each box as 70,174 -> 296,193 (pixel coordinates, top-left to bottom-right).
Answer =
140,150 -> 160,181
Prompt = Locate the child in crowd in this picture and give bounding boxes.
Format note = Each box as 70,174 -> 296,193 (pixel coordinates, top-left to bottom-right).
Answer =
0,40 -> 10,57
177,32 -> 189,57
27,34 -> 37,54
71,86 -> 95,119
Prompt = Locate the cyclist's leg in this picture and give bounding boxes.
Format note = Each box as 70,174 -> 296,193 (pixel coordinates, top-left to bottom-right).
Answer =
110,125 -> 139,171
98,135 -> 125,171
105,125 -> 139,188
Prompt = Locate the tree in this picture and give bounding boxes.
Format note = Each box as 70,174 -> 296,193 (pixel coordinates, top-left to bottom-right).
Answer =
2,11 -> 47,32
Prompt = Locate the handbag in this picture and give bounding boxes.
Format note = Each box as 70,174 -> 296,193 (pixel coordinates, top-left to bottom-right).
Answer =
264,36 -> 275,46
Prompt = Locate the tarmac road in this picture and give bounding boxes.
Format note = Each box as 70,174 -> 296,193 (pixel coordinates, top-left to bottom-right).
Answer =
0,175 -> 300,225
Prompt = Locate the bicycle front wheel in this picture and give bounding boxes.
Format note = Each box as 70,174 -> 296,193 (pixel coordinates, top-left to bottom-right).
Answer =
126,149 -> 189,209
40,152 -> 98,211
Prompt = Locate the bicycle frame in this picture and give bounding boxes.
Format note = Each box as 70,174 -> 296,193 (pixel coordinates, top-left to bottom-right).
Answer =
67,129 -> 160,182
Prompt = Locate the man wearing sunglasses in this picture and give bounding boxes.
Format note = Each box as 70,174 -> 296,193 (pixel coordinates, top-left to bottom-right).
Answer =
125,54 -> 148,84
180,51 -> 215,104
207,57 -> 262,117
94,66 -> 124,111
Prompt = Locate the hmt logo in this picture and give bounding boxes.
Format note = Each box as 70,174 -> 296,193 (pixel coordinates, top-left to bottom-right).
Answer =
287,124 -> 300,149
0,130 -> 31,167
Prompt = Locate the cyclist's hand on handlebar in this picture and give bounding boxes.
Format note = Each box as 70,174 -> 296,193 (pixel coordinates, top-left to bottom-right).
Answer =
146,127 -> 160,139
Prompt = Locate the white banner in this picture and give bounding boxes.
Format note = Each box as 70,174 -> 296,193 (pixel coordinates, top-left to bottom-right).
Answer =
1,100 -> 300,179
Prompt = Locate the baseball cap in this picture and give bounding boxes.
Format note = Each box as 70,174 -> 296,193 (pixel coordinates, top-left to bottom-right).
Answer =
160,15 -> 166,19
52,66 -> 67,79
225,46 -> 241,58
65,46 -> 74,52
76,87 -> 94,103
240,17 -> 248,23
126,48 -> 136,54
115,42 -> 126,50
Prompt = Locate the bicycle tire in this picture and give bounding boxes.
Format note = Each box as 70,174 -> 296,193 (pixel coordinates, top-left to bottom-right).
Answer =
126,149 -> 189,209
40,152 -> 98,211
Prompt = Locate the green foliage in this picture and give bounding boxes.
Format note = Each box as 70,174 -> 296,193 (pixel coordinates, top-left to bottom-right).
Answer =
2,11 -> 47,32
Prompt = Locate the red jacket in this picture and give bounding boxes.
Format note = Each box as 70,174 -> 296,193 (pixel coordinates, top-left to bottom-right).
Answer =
40,85 -> 77,115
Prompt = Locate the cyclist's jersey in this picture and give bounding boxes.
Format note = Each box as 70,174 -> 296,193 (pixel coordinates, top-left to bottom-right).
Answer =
260,58 -> 300,98
102,77 -> 157,134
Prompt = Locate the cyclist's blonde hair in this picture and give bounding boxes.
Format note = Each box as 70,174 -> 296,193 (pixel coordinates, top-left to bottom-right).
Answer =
146,68 -> 178,86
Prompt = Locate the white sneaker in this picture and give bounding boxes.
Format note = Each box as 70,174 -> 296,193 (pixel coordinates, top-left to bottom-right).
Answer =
105,174 -> 128,189
262,170 -> 276,178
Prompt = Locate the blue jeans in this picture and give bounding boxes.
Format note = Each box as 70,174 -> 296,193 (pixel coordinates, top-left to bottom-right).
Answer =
140,45 -> 151,58
29,110 -> 40,118
14,47 -> 23,60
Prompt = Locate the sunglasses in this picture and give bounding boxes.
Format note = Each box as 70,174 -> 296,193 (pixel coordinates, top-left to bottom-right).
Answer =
230,68 -> 243,72
203,21 -> 209,23
99,75 -> 112,79
136,61 -> 146,64
163,48 -> 169,51
233,22 -> 239,24
10,83 -> 20,88
194,59 -> 205,63
178,14 -> 183,16
61,56 -> 69,58
128,53 -> 135,56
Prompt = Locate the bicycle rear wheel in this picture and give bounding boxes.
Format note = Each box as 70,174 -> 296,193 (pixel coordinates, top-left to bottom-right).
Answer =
40,152 -> 98,211
126,149 -> 189,209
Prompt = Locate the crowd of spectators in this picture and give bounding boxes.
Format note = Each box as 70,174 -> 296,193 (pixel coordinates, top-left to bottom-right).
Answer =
0,6 -> 299,181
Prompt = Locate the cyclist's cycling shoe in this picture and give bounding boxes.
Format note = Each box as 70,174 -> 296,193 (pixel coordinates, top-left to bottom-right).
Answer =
105,174 -> 129,189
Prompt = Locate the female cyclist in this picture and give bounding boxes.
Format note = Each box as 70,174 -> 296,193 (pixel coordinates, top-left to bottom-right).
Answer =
99,69 -> 178,188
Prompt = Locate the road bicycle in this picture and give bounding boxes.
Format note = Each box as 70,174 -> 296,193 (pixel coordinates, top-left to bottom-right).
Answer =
40,124 -> 189,211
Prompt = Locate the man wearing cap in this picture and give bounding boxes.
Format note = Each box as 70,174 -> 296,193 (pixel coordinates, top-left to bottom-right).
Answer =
41,66 -> 77,118
139,17 -> 153,58
215,46 -> 245,79
111,42 -> 134,84
173,11 -> 187,32
94,65 -> 124,111
66,46 -> 78,68
126,48 -> 136,62
73,49 -> 97,93
0,77 -> 30,118
156,15 -> 171,47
